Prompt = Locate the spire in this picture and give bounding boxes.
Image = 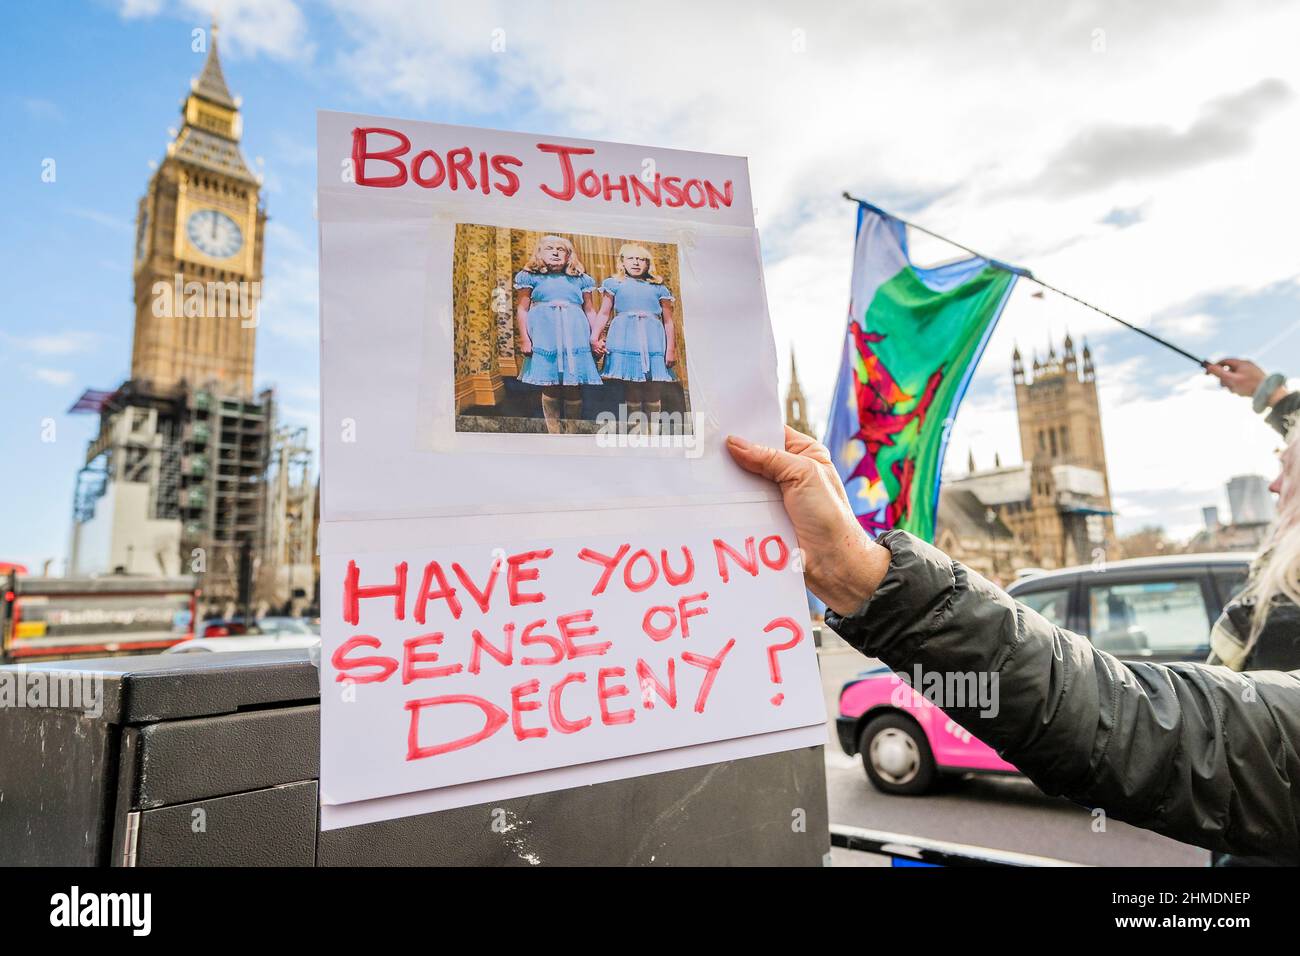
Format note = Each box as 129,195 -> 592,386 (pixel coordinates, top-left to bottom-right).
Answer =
994,451 -> 1002,468
786,345 -> 806,403
784,345 -> 810,434
968,448 -> 976,473
171,18 -> 254,180
1063,327 -> 1077,372
192,21 -> 238,111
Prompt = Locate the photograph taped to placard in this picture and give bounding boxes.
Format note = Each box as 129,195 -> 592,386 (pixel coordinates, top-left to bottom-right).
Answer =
452,223 -> 694,438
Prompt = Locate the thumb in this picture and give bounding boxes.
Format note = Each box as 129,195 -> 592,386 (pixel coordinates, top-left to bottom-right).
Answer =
727,434 -> 796,483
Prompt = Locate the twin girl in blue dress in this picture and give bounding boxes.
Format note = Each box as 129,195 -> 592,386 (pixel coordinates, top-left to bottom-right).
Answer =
514,235 -> 677,434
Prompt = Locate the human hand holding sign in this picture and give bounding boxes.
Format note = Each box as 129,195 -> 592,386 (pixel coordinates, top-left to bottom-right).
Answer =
727,427 -> 891,615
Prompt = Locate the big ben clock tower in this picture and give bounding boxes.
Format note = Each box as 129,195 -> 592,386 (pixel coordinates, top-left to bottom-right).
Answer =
68,24 -> 300,615
131,23 -> 265,397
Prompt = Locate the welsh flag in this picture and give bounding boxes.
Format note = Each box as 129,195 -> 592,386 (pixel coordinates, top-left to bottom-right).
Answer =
824,201 -> 1020,542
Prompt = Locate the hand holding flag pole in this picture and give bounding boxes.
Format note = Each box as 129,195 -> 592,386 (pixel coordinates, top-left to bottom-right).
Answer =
841,192 -> 1211,369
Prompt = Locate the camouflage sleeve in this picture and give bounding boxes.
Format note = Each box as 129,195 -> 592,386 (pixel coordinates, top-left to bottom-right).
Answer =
1266,390 -> 1300,439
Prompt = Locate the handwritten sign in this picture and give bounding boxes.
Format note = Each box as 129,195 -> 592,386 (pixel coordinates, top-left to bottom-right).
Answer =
320,528 -> 823,806
317,111 -> 824,827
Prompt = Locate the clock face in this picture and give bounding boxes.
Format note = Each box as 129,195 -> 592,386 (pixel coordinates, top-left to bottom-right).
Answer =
186,208 -> 243,259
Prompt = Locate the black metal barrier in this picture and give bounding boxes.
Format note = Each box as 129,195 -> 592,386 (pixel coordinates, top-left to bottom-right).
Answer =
831,823 -> 1076,867
0,650 -> 830,866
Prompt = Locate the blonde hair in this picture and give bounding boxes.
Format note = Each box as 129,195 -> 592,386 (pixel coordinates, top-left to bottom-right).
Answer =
613,243 -> 664,284
1239,430 -> 1300,646
522,234 -> 586,277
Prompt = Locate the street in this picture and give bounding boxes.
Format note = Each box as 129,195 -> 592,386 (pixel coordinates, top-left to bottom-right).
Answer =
817,632 -> 1211,867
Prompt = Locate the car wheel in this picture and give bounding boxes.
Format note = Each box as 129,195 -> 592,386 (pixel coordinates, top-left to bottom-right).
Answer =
860,713 -> 937,796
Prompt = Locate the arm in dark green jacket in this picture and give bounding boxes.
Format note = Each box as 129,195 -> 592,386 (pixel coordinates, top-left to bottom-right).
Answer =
825,529 -> 1300,861
1266,390 -> 1300,439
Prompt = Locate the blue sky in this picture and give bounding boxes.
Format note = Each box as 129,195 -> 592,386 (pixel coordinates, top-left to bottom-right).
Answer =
3,0 -> 1300,570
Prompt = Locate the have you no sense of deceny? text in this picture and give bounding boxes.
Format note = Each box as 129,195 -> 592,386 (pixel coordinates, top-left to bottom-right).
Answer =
331,534 -> 805,759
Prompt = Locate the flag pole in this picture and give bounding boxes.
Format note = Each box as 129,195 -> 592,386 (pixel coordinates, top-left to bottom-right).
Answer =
841,192 -> 1211,368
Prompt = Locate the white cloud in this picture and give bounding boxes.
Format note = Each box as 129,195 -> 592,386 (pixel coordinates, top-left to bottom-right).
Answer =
1102,374 -> 1280,496
33,368 -> 75,387
119,0 -> 310,61
1150,311 -> 1219,342
3,331 -> 96,356
119,0 -> 164,16
32,334 -> 94,355
1025,78 -> 1292,196
20,96 -> 63,121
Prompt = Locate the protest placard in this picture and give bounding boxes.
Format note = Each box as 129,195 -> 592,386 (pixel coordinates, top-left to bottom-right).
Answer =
317,111 -> 825,828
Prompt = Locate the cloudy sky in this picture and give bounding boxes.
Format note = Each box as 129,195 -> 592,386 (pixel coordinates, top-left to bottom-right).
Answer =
3,0 -> 1299,569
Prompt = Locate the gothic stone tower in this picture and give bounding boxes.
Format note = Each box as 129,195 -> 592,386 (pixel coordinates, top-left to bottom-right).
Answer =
1009,335 -> 1117,567
784,350 -> 812,436
131,24 -> 265,397
70,25 -> 274,610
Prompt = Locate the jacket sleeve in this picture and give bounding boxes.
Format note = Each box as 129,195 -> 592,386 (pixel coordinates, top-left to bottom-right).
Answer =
1266,390 -> 1300,439
824,530 -> 1300,860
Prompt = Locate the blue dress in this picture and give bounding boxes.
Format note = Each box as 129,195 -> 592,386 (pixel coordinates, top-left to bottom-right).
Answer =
515,270 -> 602,386
600,277 -> 677,382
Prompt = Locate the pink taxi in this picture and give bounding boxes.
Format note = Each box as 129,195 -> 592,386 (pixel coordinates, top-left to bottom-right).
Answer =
835,665 -> 1016,795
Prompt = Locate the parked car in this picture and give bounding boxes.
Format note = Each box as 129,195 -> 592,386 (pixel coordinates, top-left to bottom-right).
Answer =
198,615 -> 318,638
837,552 -> 1253,794
166,632 -> 320,654
199,616 -> 254,638
256,616 -> 317,636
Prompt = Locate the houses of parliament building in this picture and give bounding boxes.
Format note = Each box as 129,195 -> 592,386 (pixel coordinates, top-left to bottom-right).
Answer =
939,335 -> 1117,584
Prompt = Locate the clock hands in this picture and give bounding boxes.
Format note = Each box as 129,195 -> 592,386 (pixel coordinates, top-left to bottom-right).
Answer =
188,210 -> 240,258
